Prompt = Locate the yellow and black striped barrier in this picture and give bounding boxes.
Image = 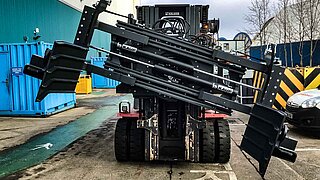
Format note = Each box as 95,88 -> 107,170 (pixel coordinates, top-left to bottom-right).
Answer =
304,66 -> 320,90
273,67 -> 304,110
252,66 -> 320,109
253,67 -> 305,110
252,71 -> 264,103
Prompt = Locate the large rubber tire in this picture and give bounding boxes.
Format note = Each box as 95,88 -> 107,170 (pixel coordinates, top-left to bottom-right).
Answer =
199,120 -> 216,163
215,118 -> 231,163
129,119 -> 145,161
114,118 -> 130,161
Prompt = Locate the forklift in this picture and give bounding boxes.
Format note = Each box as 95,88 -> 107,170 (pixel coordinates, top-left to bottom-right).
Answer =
23,0 -> 297,177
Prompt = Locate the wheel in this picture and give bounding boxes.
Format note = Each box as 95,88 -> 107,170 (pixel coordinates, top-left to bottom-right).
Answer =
215,118 -> 231,163
199,120 -> 216,162
199,118 -> 231,163
114,118 -> 130,161
129,119 -> 145,161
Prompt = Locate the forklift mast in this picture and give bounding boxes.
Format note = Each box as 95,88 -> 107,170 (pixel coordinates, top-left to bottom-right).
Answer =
23,0 -> 297,177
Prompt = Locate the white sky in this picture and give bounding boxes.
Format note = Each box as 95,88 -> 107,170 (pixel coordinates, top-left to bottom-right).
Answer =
139,0 -> 277,39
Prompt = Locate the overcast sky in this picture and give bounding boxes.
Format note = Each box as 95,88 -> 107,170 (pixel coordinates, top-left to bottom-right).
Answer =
139,0 -> 276,39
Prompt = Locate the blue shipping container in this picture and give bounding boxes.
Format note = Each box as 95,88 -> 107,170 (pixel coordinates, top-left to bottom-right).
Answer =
0,42 -> 76,116
91,57 -> 120,88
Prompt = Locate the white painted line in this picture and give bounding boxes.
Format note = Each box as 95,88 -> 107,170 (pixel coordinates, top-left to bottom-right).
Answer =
190,170 -> 222,180
190,170 -> 237,180
190,163 -> 237,180
223,163 -> 233,171
295,148 -> 320,152
278,159 -> 304,180
229,124 -> 246,126
228,172 -> 237,180
31,143 -> 53,151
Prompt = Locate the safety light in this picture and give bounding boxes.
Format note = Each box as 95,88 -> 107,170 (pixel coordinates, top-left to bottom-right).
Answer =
202,23 -> 209,29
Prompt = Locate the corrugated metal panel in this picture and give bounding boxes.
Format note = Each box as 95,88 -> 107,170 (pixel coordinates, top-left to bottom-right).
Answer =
250,40 -> 320,67
91,57 -> 120,88
0,42 -> 76,116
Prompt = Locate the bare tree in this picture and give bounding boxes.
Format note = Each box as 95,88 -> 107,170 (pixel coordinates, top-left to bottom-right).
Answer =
245,0 -> 273,60
291,0 -> 307,66
291,0 -> 320,66
305,0 -> 320,66
272,3 -> 283,44
274,0 -> 293,66
284,0 -> 296,66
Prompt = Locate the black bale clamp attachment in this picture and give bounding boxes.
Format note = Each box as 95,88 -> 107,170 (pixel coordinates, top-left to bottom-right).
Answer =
240,45 -> 297,176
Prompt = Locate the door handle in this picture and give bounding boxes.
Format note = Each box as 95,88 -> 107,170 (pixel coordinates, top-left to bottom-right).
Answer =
1,79 -> 9,85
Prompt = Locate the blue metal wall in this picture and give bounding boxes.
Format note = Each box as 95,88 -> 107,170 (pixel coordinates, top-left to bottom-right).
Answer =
250,40 -> 320,67
0,42 -> 76,116
91,57 -> 120,88
0,0 -> 110,59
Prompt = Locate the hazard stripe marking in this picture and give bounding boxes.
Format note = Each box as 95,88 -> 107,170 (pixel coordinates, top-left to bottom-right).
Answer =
279,82 -> 293,99
290,68 -> 304,82
275,94 -> 287,109
285,69 -> 304,91
273,100 -> 283,110
306,75 -> 320,89
277,88 -> 289,105
281,76 -> 301,94
253,71 -> 259,87
304,68 -> 319,87
253,71 -> 263,103
257,72 -> 263,88
274,68 -> 304,109
253,67 -> 306,109
304,68 -> 320,90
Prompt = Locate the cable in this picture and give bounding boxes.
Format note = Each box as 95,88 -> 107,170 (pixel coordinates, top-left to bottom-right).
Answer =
151,17 -> 191,38
191,33 -> 215,48
103,9 -> 130,19
152,19 -> 175,34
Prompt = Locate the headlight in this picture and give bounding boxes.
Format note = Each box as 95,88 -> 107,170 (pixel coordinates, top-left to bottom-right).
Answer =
301,97 -> 320,108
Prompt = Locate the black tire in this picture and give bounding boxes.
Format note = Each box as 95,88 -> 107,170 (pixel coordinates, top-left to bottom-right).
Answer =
114,118 -> 130,161
129,119 -> 145,161
200,120 -> 216,162
215,118 -> 231,163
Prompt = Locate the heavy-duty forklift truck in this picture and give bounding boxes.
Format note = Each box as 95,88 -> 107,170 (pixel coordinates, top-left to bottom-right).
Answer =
23,0 -> 297,177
